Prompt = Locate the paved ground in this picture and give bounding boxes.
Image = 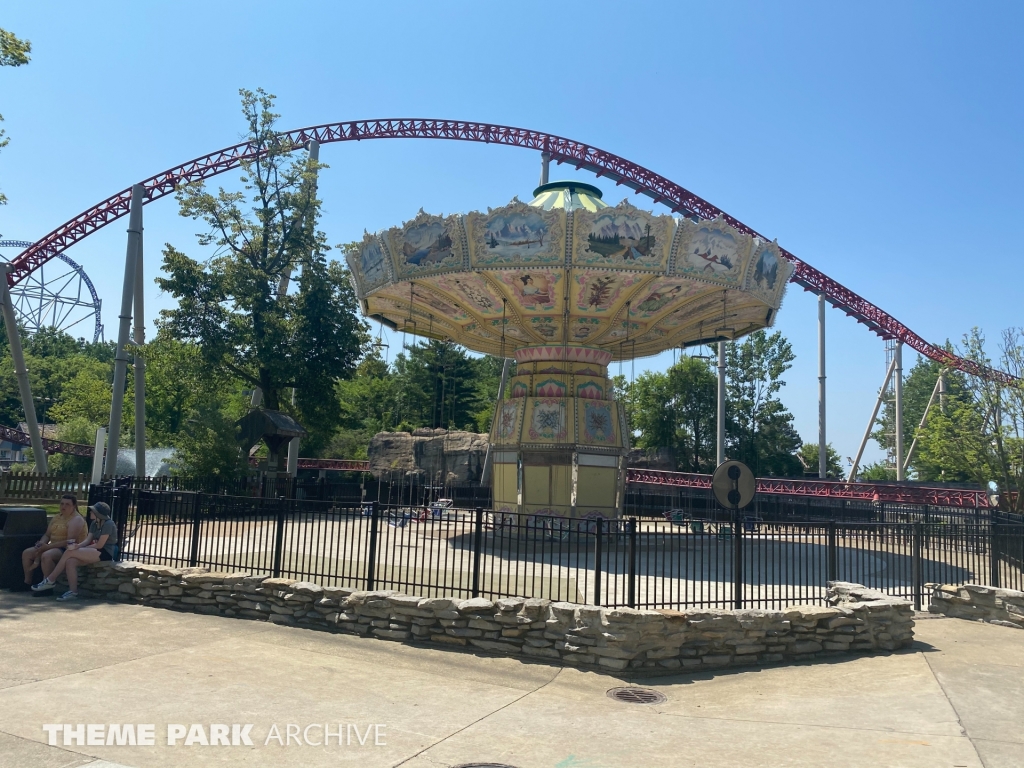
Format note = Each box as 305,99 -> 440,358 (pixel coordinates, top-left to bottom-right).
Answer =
1,591 -> 1021,768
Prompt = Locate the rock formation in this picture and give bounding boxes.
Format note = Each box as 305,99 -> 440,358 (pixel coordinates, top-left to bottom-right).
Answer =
367,429 -> 488,484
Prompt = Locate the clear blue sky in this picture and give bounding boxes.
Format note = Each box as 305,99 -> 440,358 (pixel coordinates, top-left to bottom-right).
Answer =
2,2 -> 1022,467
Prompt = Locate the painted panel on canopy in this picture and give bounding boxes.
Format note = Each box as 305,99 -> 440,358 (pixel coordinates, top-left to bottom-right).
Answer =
432,273 -> 507,316
496,270 -> 563,314
348,234 -> 391,295
601,320 -> 645,345
673,217 -> 752,287
387,211 -> 465,278
368,298 -> 465,342
573,271 -> 645,314
570,317 -> 605,343
466,201 -> 565,267
659,293 -> 732,330
627,277 -> 707,320
743,240 -> 793,308
489,318 -> 531,341
528,316 -> 563,343
572,200 -> 673,269
372,285 -> 469,323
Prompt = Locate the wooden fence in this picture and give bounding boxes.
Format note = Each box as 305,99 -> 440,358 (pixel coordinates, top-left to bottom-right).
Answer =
0,472 -> 91,505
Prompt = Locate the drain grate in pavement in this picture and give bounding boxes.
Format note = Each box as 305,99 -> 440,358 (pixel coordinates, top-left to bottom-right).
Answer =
606,686 -> 667,705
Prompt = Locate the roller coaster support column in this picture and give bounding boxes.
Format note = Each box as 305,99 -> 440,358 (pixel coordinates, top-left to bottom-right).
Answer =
539,151 -> 550,185
818,294 -> 827,479
849,356 -> 897,481
895,341 -> 905,481
105,184 -> 144,477
91,428 -> 106,485
134,237 -> 146,477
717,341 -> 726,465
0,263 -> 47,472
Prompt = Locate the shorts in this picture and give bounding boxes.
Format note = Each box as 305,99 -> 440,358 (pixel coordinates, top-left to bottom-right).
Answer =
99,550 -> 113,562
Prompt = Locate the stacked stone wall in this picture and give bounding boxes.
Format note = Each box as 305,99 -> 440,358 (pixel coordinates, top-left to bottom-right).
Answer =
73,564 -> 914,674
927,583 -> 1024,629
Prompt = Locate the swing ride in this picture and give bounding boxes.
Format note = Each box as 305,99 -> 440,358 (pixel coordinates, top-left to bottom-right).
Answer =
346,179 -> 793,522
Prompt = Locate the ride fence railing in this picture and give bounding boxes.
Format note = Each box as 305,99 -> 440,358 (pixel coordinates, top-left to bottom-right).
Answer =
625,485 -> 993,525
90,484 -> 1024,611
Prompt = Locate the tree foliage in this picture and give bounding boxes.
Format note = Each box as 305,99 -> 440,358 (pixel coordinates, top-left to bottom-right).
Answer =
798,442 -> 844,479
0,27 -> 31,206
725,330 -> 802,476
625,356 -> 717,472
156,88 -> 368,460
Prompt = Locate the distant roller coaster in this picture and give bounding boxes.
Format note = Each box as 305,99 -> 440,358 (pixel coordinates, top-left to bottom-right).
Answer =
0,240 -> 103,343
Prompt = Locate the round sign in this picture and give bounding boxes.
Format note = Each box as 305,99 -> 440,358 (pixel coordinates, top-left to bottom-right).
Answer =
712,460 -> 756,510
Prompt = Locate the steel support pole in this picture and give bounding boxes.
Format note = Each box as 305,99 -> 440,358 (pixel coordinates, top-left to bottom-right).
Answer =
134,237 -> 146,477
848,356 -> 897,482
0,263 -> 47,472
717,341 -> 726,465
895,341 -> 905,481
539,152 -> 550,186
90,428 -> 106,485
818,294 -> 826,478
284,139 -> 319,477
904,370 -> 945,472
480,357 -> 512,486
105,184 -> 145,477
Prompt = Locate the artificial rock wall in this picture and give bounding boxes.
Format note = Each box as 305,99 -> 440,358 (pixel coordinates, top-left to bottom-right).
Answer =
927,583 -> 1024,629
75,564 -> 914,674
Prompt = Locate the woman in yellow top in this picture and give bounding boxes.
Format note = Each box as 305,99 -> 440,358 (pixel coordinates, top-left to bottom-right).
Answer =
21,493 -> 87,588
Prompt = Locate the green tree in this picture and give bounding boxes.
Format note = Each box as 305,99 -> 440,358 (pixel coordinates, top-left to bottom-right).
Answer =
911,328 -> 1024,511
0,28 -> 31,205
627,357 -> 717,472
725,330 -> 802,477
798,442 -> 844,479
391,340 -> 485,431
157,88 -> 367,456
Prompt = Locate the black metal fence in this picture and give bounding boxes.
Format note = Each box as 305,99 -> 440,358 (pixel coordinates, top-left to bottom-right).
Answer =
90,482 -> 1024,611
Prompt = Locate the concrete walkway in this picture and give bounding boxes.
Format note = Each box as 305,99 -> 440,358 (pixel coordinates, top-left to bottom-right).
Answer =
0,591 -> 1020,768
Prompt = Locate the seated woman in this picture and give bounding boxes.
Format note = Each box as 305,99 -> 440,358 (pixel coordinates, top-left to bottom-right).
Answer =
21,493 -> 88,588
31,501 -> 117,601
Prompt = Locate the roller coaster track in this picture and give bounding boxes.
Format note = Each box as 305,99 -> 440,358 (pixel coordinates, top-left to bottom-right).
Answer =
626,468 -> 990,509
2,119 -> 1010,383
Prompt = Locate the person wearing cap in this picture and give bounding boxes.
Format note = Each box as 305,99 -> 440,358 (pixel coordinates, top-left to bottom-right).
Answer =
21,493 -> 88,588
31,502 -> 118,601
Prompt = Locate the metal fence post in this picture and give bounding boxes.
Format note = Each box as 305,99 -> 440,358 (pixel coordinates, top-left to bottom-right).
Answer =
593,517 -> 603,607
827,521 -> 838,582
989,523 -> 1001,588
912,521 -> 923,610
733,512 -> 743,609
188,493 -> 203,567
272,498 -> 287,578
627,517 -> 637,608
472,507 -> 484,598
366,500 -> 380,590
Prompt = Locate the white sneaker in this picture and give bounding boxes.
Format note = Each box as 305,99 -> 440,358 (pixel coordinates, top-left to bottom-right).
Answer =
30,579 -> 54,592
56,591 -> 79,601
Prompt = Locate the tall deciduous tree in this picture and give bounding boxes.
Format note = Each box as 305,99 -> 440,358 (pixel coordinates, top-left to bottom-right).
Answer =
626,356 -> 717,472
0,27 -> 31,206
157,88 -> 368,456
725,330 -> 802,477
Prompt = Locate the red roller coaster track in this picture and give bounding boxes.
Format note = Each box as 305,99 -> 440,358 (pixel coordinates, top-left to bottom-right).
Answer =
4,119 -> 1010,383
